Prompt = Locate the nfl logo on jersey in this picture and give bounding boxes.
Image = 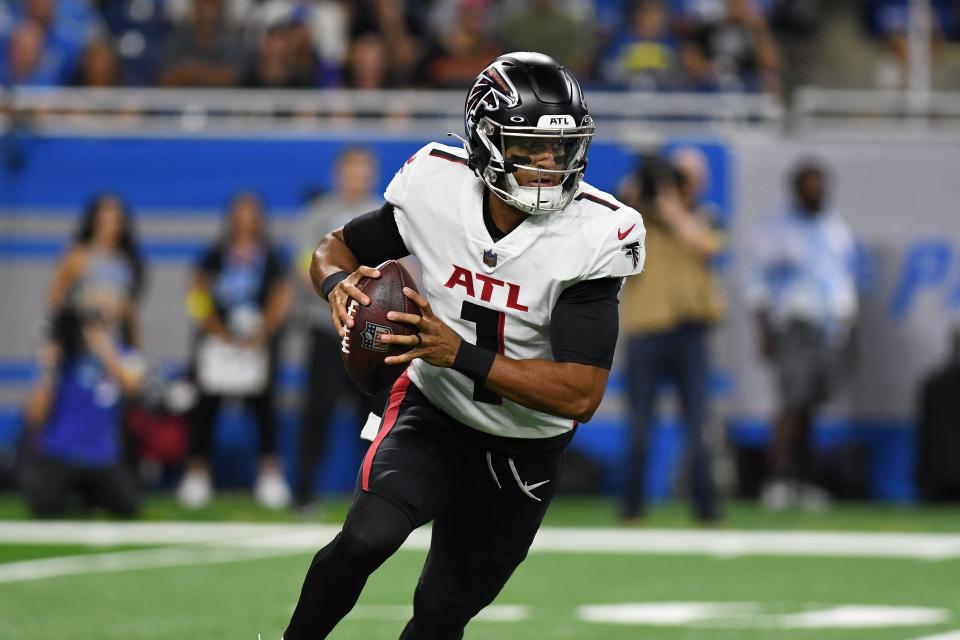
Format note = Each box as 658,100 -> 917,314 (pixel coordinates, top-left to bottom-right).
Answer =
483,249 -> 498,268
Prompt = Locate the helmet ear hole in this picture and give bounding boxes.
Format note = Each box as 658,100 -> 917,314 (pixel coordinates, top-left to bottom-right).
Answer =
468,137 -> 491,173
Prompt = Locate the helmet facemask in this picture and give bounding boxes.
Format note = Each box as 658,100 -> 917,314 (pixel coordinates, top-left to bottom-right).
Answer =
470,116 -> 594,215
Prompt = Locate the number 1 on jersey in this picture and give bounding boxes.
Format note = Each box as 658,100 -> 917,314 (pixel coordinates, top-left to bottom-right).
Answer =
460,301 -> 505,404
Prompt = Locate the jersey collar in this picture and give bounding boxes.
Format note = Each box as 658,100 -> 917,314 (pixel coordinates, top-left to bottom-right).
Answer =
463,182 -> 550,274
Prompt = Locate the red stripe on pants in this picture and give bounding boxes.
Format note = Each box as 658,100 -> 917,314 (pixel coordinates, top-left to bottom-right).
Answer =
361,371 -> 411,492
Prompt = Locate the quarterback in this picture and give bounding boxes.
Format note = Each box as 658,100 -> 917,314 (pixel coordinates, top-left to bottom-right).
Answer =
284,52 -> 646,639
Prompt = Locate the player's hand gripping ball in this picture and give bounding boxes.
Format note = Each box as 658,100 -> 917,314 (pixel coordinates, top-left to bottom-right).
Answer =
339,260 -> 422,394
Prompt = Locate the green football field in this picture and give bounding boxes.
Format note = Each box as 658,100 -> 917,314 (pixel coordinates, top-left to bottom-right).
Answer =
1,496 -> 959,640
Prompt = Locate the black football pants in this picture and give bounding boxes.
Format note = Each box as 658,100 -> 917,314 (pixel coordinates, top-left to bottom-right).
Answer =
284,373 -> 569,639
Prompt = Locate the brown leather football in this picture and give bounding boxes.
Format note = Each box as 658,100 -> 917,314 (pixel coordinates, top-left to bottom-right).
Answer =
341,260 -> 421,394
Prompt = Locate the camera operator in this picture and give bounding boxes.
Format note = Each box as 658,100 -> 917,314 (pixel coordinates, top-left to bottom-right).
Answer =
20,283 -> 143,518
618,147 -> 725,524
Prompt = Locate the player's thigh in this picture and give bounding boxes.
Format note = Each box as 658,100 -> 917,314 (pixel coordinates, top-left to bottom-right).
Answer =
359,414 -> 462,528
417,447 -> 563,610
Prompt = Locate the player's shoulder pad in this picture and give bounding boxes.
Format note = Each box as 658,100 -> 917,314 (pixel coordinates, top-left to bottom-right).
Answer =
575,185 -> 646,280
384,142 -> 471,209
572,183 -> 628,215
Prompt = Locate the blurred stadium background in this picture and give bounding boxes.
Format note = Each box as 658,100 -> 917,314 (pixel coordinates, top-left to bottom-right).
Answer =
1,0 -> 960,638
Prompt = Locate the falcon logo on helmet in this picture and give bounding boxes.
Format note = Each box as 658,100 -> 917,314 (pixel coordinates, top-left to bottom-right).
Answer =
458,52 -> 595,216
466,62 -> 519,123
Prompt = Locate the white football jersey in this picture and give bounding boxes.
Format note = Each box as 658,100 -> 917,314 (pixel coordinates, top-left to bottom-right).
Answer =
385,142 -> 646,439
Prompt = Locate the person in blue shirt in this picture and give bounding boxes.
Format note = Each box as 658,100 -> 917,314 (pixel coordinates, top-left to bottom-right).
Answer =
748,159 -> 859,511
20,284 -> 143,518
0,0 -> 102,86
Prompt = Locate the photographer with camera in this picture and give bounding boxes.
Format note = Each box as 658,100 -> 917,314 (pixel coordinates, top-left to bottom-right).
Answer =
618,147 -> 725,524
20,283 -> 144,518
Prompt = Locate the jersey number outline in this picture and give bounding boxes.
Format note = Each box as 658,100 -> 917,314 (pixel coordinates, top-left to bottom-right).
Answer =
460,301 -> 505,404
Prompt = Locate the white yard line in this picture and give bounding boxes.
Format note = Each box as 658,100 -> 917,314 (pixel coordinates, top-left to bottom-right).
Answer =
578,602 -> 761,625
575,603 -> 954,630
909,631 -> 960,640
0,522 -> 959,559
0,545 -> 304,584
773,606 -> 949,629
529,528 -> 960,560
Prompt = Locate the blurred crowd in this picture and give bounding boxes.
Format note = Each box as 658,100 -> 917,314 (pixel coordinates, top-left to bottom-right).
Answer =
3,0 -> 960,97
18,148 -> 394,517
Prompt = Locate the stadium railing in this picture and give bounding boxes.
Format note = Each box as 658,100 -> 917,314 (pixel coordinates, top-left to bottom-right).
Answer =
5,86 -> 960,139
0,87 -> 784,140
793,87 -> 960,136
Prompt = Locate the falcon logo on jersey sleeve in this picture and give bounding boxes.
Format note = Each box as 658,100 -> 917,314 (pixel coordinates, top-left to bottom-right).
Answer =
622,241 -> 642,269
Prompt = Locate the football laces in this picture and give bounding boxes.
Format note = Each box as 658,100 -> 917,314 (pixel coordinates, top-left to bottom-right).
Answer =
341,299 -> 359,354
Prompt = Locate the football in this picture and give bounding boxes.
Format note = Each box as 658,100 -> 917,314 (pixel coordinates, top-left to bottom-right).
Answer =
341,260 -> 422,394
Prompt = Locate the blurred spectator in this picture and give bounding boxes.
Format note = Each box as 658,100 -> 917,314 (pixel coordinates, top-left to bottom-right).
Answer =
179,192 -> 293,510
868,0 -> 948,90
696,0 -> 782,93
285,12 -> 339,87
240,20 -> 316,88
423,0 -> 502,88
916,327 -> 960,501
0,0 -> 103,84
351,0 -> 428,86
19,201 -> 147,519
748,159 -> 858,512
344,32 -> 389,88
675,34 -> 723,91
601,0 -> 679,91
864,0 -> 958,41
618,148 -> 725,524
1,19 -> 61,86
671,0 -> 730,26
47,193 -> 146,351
157,0 -> 241,87
501,0 -> 594,76
164,0 -> 251,26
293,147 -> 386,514
72,38 -> 122,86
246,0 -> 349,69
92,0 -> 172,86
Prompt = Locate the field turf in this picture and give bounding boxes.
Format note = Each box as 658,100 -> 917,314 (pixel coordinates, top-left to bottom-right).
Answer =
0,494 -> 958,640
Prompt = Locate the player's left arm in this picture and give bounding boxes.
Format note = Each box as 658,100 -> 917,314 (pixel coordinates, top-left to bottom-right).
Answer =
383,278 -> 622,423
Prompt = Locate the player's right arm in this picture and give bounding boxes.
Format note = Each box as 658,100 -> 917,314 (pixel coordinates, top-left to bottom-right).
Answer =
310,203 -> 410,337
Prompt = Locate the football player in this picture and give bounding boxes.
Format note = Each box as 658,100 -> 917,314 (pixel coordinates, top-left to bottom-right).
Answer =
284,52 -> 646,640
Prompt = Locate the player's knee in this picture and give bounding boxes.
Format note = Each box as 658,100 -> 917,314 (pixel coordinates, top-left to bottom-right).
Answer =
337,520 -> 404,570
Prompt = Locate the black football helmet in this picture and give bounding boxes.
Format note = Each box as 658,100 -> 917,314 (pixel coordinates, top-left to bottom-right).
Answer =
460,52 -> 594,215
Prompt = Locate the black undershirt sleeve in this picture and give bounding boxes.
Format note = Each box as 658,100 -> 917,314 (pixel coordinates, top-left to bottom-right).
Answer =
342,202 -> 411,266
551,278 -> 622,369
